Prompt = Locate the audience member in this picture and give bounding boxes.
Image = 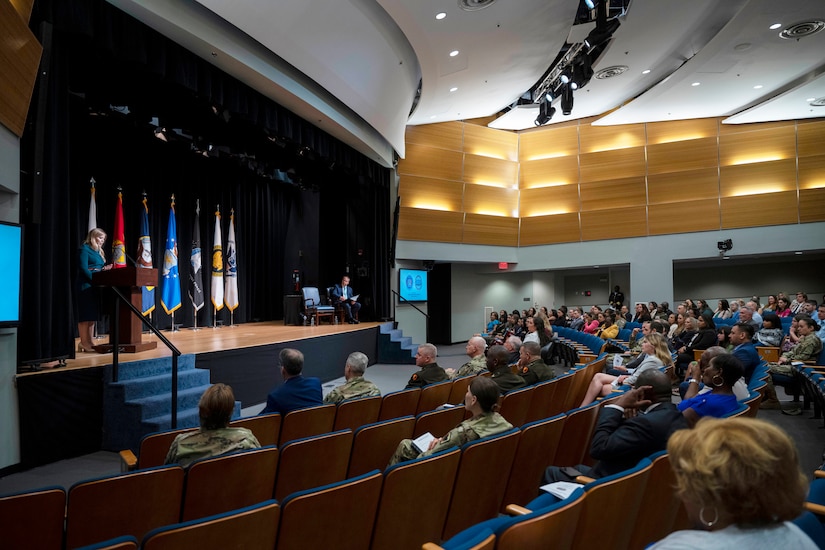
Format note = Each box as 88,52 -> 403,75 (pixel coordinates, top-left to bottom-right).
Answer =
596,311 -> 619,340
817,304 -> 825,342
503,335 -> 522,365
485,311 -> 500,334
261,348 -> 323,415
166,384 -> 260,468
678,353 -> 743,426
716,325 -> 733,351
323,351 -> 381,404
632,303 -> 652,323
553,305 -> 569,327
781,314 -> 806,352
696,299 -> 713,317
405,343 -> 448,389
516,341 -> 555,385
487,344 -> 526,394
677,347 -> 748,401
713,299 -> 732,319
543,370 -> 687,483
569,307 -> 585,331
745,301 -> 764,326
648,417 -> 814,550
579,332 -> 672,407
523,315 -> 552,346
445,337 -> 488,379
803,299 -> 818,316
582,312 -> 599,335
790,291 -> 808,314
387,377 -> 513,466
729,323 -> 761,383
667,313 -> 687,343
620,305 -> 631,322
755,313 -> 784,347
775,297 -> 792,317
675,314 -> 716,374
760,295 -> 778,315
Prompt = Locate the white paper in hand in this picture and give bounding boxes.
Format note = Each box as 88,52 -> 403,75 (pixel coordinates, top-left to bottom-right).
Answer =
412,432 -> 436,453
540,481 -> 584,499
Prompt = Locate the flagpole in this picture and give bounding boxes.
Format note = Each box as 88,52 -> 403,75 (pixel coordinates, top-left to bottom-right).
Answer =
192,305 -> 200,331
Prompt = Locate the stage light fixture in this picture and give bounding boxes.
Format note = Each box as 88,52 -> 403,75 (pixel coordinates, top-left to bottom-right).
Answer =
534,98 -> 556,126
561,83 -> 574,115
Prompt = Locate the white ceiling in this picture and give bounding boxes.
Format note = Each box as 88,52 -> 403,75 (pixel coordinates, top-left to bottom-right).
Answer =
108,0 -> 825,167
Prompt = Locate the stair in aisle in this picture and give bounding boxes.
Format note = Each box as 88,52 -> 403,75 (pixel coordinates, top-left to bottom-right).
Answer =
377,322 -> 419,364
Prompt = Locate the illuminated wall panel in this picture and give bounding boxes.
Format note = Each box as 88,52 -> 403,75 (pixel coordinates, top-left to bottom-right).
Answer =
800,188 -> 825,223
463,123 -> 518,161
463,184 -> 519,218
519,125 -> 579,161
580,176 -> 646,212
721,192 -> 798,229
580,206 -> 647,241
463,213 -> 519,246
398,175 -> 463,212
718,125 -> 796,166
463,154 -> 518,188
719,159 -> 796,198
798,120 -> 825,158
579,124 -> 645,153
647,137 -> 718,175
519,185 -> 580,217
799,155 -> 825,190
646,118 -> 718,145
648,168 -> 719,204
520,213 -> 580,245
579,147 -> 646,182
398,143 -> 463,181
648,199 -> 720,235
405,121 -> 463,151
520,156 -> 579,189
397,207 -> 463,242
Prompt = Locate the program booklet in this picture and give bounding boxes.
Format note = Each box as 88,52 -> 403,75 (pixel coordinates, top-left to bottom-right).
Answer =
539,481 -> 584,500
411,432 -> 436,453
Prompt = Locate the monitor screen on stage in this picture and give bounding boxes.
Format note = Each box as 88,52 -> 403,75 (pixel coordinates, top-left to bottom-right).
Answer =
398,268 -> 427,302
0,221 -> 23,326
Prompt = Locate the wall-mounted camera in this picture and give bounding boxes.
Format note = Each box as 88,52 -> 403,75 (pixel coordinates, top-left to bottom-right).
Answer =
717,239 -> 733,257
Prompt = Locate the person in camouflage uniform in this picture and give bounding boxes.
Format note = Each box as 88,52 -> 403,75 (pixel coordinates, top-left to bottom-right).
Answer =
323,351 -> 381,404
445,336 -> 488,379
388,376 -> 513,465
517,341 -> 555,385
762,317 -> 823,411
164,383 -> 260,468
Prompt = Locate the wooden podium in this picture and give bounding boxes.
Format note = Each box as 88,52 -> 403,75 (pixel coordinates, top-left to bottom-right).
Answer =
92,267 -> 158,353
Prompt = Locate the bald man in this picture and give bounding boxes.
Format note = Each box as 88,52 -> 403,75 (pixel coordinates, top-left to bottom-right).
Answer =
446,336 -> 488,379
487,344 -> 526,394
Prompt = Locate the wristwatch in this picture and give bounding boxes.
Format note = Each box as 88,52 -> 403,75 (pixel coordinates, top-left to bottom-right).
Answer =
688,378 -> 699,384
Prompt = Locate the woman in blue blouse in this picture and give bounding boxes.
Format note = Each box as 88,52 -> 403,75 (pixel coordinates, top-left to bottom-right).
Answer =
77,228 -> 111,352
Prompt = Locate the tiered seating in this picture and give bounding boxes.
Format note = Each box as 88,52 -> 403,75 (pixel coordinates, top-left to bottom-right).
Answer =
0,485 -> 66,550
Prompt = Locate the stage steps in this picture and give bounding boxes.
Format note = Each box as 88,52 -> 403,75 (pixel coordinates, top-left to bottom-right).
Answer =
102,354 -> 240,453
377,322 -> 418,364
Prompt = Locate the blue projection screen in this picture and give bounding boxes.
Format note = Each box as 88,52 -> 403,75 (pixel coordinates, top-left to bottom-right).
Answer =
398,268 -> 427,302
0,222 -> 22,326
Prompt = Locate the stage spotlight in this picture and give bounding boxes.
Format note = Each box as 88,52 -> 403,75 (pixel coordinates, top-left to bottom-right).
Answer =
561,83 -> 574,115
534,98 -> 556,126
583,0 -> 595,9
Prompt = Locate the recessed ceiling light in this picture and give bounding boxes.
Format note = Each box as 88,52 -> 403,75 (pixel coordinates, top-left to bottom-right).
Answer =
769,23 -> 782,30
753,84 -> 763,89
691,82 -> 701,87
450,87 -> 458,92
449,50 -> 459,57
641,69 -> 651,75
430,115 -> 437,119
436,12 -> 447,20
794,251 -> 803,255
806,97 -> 816,102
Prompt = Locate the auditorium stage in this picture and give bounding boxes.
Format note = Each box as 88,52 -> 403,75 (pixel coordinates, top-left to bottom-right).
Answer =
15,321 -> 389,469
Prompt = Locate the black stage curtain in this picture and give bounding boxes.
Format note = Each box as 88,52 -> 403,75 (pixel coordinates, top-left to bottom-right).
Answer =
21,0 -> 392,363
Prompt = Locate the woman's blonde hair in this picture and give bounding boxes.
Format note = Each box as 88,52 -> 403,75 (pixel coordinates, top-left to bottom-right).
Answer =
668,417 -> 807,525
84,228 -> 107,260
644,332 -> 673,366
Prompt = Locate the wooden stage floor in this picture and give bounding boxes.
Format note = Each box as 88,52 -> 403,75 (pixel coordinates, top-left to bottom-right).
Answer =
20,321 -> 382,376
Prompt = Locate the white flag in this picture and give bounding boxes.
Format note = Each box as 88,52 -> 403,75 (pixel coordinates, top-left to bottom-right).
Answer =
224,209 -> 239,311
211,208 -> 224,310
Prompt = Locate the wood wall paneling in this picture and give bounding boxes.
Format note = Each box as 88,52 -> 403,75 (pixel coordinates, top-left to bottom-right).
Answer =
718,125 -> 796,166
578,124 -> 645,153
580,206 -> 647,241
463,154 -> 518,187
519,126 -> 579,161
647,137 -> 718,175
462,184 -> 519,217
579,176 -> 647,212
648,199 -> 720,235
519,155 -> 579,189
398,143 -> 464,181
646,118 -> 719,145
719,159 -> 797,198
397,207 -> 464,243
0,0 -> 42,137
579,147 -> 646,182
11,0 -> 34,21
519,185 -> 580,218
718,120 -> 792,135
647,168 -> 719,204
799,188 -> 825,223
398,175 -> 464,212
799,154 -> 825,190
463,123 -> 519,162
404,122 -> 464,151
462,213 -> 519,246
797,120 -> 825,158
720,192 -> 798,229
519,213 -> 581,245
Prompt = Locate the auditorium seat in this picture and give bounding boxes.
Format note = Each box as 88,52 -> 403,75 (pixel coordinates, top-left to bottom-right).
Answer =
413,405 -> 466,439
544,372 -> 576,418
75,535 -> 139,549
278,403 -> 336,446
181,445 -> 279,521
65,465 -> 185,548
552,401 -> 600,467
501,414 -> 566,511
332,395 -> 382,431
372,448 -> 462,550
229,412 -> 281,447
276,471 -> 383,550
0,485 -> 66,550
442,428 -> 521,539
742,389 -> 764,417
119,426 -> 194,471
422,529 -> 495,550
524,378 -> 559,424
448,375 -> 476,404
142,500 -> 280,550
348,416 -> 415,477
378,387 -> 421,420
417,380 -> 453,414
627,452 -> 683,550
498,385 -> 534,427
496,488 -> 584,550
274,429 -> 353,501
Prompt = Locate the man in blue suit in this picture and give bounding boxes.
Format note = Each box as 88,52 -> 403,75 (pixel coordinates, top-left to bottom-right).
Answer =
331,275 -> 361,324
261,348 -> 322,415
730,323 -> 761,383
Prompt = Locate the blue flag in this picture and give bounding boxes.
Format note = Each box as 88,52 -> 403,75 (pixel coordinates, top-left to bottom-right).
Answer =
161,198 -> 182,315
138,195 -> 155,316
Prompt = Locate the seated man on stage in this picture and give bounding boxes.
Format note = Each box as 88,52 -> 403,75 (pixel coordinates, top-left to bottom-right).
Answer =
331,275 -> 361,324
261,348 -> 322,415
323,351 -> 381,404
165,383 -> 260,468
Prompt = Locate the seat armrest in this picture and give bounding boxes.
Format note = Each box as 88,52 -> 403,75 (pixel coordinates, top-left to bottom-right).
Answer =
119,449 -> 137,472
505,504 -> 532,516
575,475 -> 596,484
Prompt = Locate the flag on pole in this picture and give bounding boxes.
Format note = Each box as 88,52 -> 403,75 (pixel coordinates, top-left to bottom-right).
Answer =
138,194 -> 155,316
88,178 -> 97,234
224,208 -> 239,312
112,190 -> 127,268
189,200 -> 205,311
211,207 -> 224,311
161,196 -> 182,315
